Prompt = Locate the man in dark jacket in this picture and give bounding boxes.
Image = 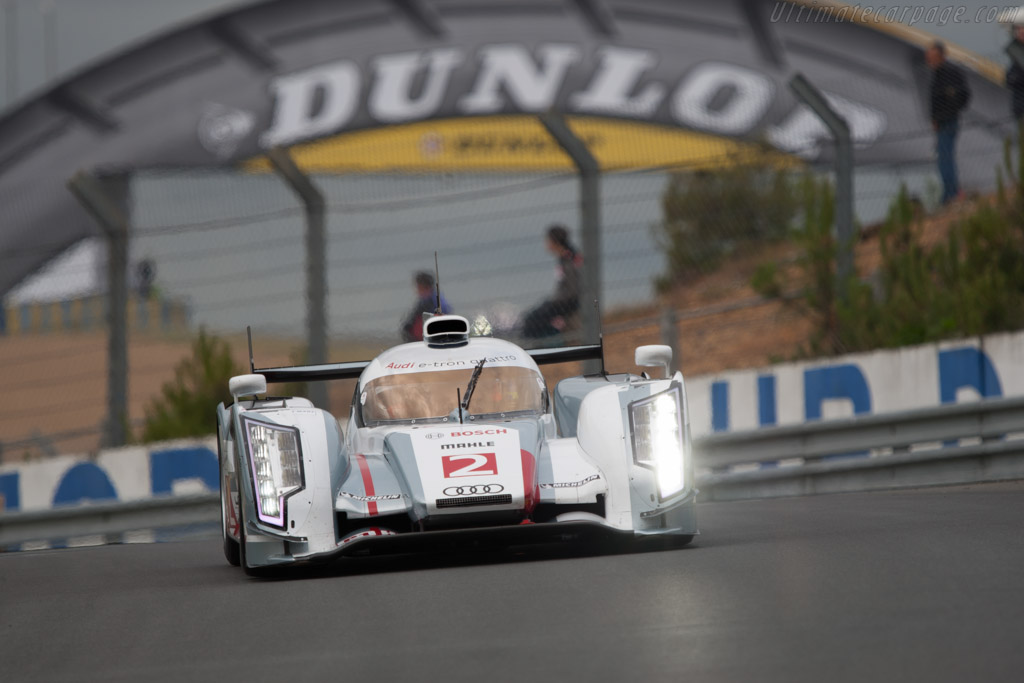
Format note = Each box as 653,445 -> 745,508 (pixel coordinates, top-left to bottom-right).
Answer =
400,271 -> 452,342
1006,25 -> 1024,122
927,41 -> 971,205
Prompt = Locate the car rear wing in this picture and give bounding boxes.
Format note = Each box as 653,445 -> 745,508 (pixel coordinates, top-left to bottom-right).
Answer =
253,342 -> 605,384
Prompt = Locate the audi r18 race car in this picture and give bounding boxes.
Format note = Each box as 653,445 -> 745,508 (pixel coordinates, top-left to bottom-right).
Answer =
216,314 -> 697,575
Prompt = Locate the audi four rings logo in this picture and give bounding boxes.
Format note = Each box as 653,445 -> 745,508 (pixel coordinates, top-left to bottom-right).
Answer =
425,432 -> 445,440
443,484 -> 504,496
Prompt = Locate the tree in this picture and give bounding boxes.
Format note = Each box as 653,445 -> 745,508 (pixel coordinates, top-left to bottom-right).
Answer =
142,329 -> 242,442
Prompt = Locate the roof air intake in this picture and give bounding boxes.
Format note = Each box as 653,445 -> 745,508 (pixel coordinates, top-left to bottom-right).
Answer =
423,315 -> 470,348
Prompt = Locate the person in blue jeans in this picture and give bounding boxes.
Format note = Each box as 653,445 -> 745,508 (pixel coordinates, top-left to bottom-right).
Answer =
926,41 -> 971,205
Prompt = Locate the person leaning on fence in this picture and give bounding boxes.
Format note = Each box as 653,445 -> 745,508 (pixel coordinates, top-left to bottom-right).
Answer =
401,271 -> 452,342
522,224 -> 582,339
926,41 -> 971,205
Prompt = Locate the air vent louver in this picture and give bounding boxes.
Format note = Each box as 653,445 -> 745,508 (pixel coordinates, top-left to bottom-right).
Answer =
436,494 -> 512,509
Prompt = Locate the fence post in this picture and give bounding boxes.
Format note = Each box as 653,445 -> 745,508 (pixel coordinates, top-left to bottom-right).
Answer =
266,147 -> 329,411
538,112 -> 602,374
67,171 -> 130,447
659,306 -> 680,374
788,73 -> 854,296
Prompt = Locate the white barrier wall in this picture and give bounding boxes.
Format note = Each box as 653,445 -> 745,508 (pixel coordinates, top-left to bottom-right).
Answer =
686,330 -> 1024,438
3,330 -> 1024,513
0,438 -> 217,513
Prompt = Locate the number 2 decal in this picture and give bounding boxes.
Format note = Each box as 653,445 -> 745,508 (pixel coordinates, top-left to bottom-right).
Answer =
442,453 -> 498,478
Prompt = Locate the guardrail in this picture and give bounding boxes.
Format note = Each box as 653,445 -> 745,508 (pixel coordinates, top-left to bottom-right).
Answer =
694,395 -> 1024,501
0,494 -> 218,549
4,397 -> 1024,547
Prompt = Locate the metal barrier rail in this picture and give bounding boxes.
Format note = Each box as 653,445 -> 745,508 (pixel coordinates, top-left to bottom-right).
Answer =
4,397 -> 1024,547
694,395 -> 1024,501
0,494 -> 218,548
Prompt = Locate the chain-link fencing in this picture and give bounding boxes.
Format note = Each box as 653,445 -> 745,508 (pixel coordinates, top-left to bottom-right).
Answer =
1,92 -> 1018,460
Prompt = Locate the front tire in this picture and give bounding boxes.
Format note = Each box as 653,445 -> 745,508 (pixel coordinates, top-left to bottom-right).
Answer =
218,423 -> 240,567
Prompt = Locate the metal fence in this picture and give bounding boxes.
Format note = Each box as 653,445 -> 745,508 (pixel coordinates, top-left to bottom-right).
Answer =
1,86 -> 1020,461
696,394 -> 1024,500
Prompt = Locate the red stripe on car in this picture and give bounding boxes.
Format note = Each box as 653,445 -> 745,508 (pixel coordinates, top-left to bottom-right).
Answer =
354,454 -> 378,516
521,449 -> 538,513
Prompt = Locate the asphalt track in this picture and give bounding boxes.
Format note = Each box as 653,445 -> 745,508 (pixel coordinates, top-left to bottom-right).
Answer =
2,482 -> 1023,683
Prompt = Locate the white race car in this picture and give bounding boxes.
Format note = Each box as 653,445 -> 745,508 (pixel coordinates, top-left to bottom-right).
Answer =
217,315 -> 697,575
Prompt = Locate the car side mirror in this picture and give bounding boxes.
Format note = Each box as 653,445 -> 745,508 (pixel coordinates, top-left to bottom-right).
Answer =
229,374 -> 267,401
635,345 -> 673,379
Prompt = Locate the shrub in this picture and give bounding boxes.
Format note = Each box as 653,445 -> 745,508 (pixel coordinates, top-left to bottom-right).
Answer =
755,137 -> 1024,359
142,329 -> 241,442
653,149 -> 798,290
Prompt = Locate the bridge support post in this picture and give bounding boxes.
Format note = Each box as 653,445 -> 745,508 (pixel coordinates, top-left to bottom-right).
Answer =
789,74 -> 854,297
67,171 -> 130,447
266,147 -> 329,411
538,112 -> 602,374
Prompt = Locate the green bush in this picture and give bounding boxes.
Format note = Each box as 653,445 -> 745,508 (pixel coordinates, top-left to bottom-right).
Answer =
755,139 -> 1024,359
751,261 -> 781,299
653,149 -> 798,290
142,329 -> 242,442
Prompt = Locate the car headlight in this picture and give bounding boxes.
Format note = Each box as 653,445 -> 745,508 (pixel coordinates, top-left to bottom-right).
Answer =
241,418 -> 304,528
629,385 -> 686,500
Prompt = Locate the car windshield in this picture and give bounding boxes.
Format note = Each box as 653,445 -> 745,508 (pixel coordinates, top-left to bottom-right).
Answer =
362,366 -> 544,425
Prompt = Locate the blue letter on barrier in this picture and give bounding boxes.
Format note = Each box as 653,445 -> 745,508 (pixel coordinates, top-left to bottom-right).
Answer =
804,365 -> 871,420
711,381 -> 729,432
150,447 -> 219,495
938,347 -> 1002,403
758,375 -> 777,427
0,472 -> 19,510
53,463 -> 118,506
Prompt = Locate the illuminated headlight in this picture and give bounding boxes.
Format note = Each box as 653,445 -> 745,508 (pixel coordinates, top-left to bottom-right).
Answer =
242,418 -> 304,528
629,385 -> 687,500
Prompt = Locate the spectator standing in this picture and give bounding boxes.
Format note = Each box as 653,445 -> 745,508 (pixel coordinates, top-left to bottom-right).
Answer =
926,41 -> 971,205
400,271 -> 452,342
1006,24 -> 1024,122
522,224 -> 582,339
135,258 -> 156,300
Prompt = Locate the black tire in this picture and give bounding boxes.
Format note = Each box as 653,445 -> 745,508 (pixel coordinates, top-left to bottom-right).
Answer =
238,509 -> 252,574
218,424 -> 240,567
223,534 -> 241,566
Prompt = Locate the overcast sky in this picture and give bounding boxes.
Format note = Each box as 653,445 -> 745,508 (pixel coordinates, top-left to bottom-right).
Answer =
1,0 -> 1020,112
